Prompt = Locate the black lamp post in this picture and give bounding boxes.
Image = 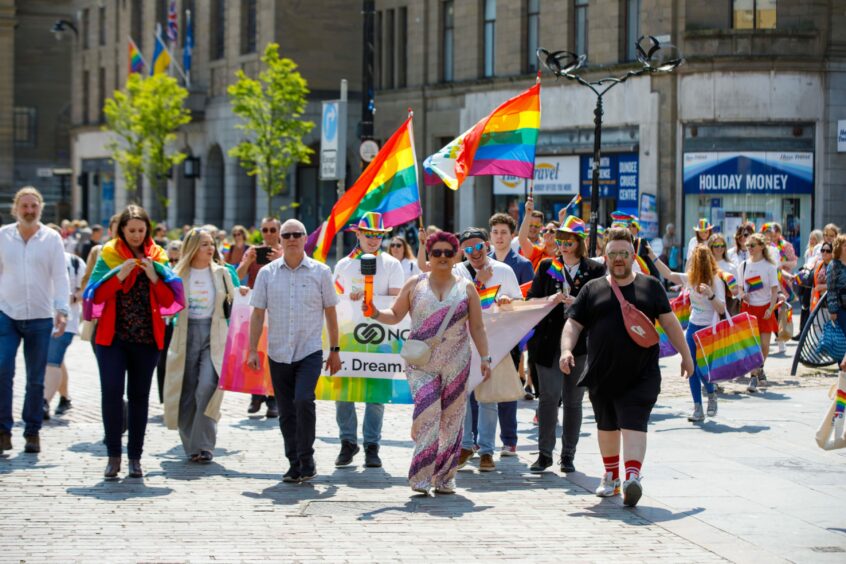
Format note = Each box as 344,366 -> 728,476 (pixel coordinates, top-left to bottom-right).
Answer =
51,19 -> 78,40
538,36 -> 684,256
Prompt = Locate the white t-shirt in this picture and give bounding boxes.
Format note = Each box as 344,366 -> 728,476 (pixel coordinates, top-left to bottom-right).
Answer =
678,272 -> 725,327
739,259 -> 779,307
399,258 -> 421,280
333,253 -> 404,297
65,253 -> 85,334
717,259 -> 737,279
187,267 -> 216,319
453,258 -> 522,300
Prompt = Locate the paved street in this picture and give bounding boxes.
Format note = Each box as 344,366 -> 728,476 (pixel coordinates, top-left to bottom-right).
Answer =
1,338 -> 845,563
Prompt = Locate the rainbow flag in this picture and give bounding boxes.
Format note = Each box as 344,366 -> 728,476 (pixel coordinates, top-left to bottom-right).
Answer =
520,281 -> 532,299
836,389 -> 846,416
746,275 -> 764,293
564,193 -> 582,210
312,116 -> 421,262
424,83 -> 540,189
719,271 -> 738,292
547,259 -> 565,283
777,269 -> 796,302
478,285 -> 500,309
128,37 -> 145,74
694,313 -> 764,383
82,238 -> 185,321
334,279 -> 345,295
221,242 -> 232,254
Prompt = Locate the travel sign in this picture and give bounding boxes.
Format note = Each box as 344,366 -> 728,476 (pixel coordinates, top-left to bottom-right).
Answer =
683,152 -> 813,194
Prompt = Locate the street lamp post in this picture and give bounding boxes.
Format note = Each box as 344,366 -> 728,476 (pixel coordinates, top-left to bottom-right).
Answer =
537,37 -> 684,256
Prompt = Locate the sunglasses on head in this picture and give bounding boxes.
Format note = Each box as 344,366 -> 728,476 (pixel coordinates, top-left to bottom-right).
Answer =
281,232 -> 305,239
462,242 -> 486,254
262,227 -> 278,234
430,248 -> 455,258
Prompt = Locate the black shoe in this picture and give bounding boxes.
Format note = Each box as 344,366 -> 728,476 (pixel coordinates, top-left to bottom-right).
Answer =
104,457 -> 121,479
127,459 -> 143,478
299,464 -> 317,482
0,430 -> 11,451
364,444 -> 382,468
265,405 -> 279,418
55,396 -> 72,415
42,401 -> 50,421
247,397 -> 263,414
282,467 -> 301,483
529,453 -> 553,473
335,440 -> 359,467
559,454 -> 576,473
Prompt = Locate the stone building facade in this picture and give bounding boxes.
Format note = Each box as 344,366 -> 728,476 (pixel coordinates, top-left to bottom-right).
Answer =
68,0 -> 362,231
373,0 -> 846,253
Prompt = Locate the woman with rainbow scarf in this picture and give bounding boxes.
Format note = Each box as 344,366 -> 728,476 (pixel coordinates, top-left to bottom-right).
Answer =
83,205 -> 185,479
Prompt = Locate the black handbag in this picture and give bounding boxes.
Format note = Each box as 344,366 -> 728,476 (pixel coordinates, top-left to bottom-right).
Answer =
221,271 -> 233,320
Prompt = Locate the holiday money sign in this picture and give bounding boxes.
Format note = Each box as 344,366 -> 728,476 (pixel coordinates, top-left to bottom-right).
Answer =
683,152 -> 813,194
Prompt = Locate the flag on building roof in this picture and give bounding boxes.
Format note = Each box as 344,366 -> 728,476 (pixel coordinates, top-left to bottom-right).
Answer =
167,0 -> 179,43
312,115 -> 422,263
423,83 -> 540,190
128,37 -> 145,75
150,33 -> 172,76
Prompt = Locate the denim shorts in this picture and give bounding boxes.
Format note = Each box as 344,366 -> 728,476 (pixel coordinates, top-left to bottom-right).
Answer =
46,332 -> 75,366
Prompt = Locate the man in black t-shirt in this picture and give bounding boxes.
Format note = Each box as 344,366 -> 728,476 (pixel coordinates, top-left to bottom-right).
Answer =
559,228 -> 692,507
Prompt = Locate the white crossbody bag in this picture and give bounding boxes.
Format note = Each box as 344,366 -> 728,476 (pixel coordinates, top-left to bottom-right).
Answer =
400,297 -> 461,367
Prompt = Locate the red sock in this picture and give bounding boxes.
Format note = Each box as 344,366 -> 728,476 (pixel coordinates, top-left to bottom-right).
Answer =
602,455 -> 620,480
625,459 -> 642,481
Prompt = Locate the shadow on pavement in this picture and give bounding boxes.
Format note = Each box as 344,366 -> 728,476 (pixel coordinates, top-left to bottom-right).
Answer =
358,493 -> 493,521
67,481 -> 174,500
315,436 -> 416,449
0,453 -> 58,474
242,483 -> 339,506
68,440 -> 108,456
152,459 -> 280,482
569,500 -> 705,524
656,422 -> 770,434
327,466 -> 410,489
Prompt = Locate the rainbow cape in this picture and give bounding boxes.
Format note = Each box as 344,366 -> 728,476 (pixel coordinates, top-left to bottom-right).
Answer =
82,238 -> 185,321
478,285 -> 500,309
312,116 -> 421,262
424,83 -> 540,189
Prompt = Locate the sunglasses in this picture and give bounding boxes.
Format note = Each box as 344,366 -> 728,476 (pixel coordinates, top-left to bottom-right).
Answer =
361,232 -> 384,240
529,223 -> 544,229
746,243 -> 758,249
541,228 -> 557,235
607,251 -> 631,260
390,243 -> 404,249
463,242 -> 486,254
556,239 -> 577,247
430,248 -> 456,258
261,227 -> 278,234
281,232 -> 305,239
821,248 -> 833,254
710,244 -> 726,248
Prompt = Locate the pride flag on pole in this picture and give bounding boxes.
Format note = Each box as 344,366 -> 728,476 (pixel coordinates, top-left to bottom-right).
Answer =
128,36 -> 145,75
312,115 -> 421,263
424,83 -> 540,190
150,33 -> 172,75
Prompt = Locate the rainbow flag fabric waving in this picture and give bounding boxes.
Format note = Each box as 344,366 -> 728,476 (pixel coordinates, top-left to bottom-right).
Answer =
128,37 -> 145,74
478,285 -> 501,309
82,238 -> 185,321
746,275 -> 764,293
312,116 -> 421,262
424,83 -> 540,190
719,271 -> 738,292
693,312 -> 764,383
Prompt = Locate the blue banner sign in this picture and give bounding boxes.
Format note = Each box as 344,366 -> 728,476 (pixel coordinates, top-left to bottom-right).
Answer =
683,152 -> 813,194
580,152 -> 639,212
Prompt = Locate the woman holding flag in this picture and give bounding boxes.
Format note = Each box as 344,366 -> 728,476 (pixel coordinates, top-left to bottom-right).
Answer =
84,205 -> 185,479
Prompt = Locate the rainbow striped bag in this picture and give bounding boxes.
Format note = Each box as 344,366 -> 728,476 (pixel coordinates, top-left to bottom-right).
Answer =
693,312 -> 764,383
815,372 -> 846,451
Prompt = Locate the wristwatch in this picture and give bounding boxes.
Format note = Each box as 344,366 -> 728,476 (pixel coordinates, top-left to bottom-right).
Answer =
480,355 -> 492,363
330,346 -> 341,353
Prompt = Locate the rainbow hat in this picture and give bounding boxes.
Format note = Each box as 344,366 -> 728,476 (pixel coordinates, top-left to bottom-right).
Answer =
610,211 -> 641,231
693,218 -> 713,232
760,222 -> 776,233
351,211 -> 391,233
557,216 -> 587,239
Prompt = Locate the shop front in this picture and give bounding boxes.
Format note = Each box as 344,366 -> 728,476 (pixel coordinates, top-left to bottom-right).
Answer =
493,155 -> 580,223
682,152 -> 814,254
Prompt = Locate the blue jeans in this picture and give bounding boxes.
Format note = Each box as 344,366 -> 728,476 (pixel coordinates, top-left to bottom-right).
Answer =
0,312 -> 53,436
462,393 -> 498,455
686,322 -> 715,404
335,401 -> 384,446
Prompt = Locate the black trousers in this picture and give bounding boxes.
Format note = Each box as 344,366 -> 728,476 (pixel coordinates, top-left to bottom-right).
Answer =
268,351 -> 322,470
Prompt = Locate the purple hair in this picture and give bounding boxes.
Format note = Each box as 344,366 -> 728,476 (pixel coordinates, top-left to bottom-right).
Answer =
426,231 -> 459,254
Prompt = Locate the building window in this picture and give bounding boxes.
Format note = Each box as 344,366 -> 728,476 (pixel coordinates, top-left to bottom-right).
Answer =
131,0 -> 143,52
211,0 -> 226,60
13,107 -> 36,148
385,9 -> 395,89
625,0 -> 640,61
574,0 -> 588,57
733,0 -> 776,29
241,0 -> 257,54
82,9 -> 90,49
374,10 -> 383,89
82,70 -> 90,124
98,6 -> 106,46
182,0 -> 195,47
397,7 -> 407,88
483,0 -> 496,77
98,67 -> 106,123
526,0 -> 540,73
442,0 -> 454,82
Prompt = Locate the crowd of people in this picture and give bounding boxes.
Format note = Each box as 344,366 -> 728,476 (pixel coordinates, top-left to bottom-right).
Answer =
1,185 -> 845,508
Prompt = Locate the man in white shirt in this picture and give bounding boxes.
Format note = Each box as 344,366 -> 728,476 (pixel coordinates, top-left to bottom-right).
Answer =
332,212 -> 404,469
0,187 -> 70,454
453,228 -> 522,473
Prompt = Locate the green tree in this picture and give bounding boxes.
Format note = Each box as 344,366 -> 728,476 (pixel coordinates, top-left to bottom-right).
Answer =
228,43 -> 314,217
103,73 -> 191,207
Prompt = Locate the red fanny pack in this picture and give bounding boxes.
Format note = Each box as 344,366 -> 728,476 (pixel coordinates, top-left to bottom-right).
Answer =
607,274 -> 660,348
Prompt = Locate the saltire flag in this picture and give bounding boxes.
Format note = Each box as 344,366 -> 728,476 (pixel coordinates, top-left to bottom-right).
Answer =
167,0 -> 179,43
150,33 -> 172,75
128,37 -> 145,75
312,115 -> 422,263
183,7 -> 193,74
423,83 -> 540,190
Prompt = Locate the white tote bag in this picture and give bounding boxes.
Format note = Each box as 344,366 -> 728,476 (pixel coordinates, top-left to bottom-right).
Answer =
815,371 -> 846,451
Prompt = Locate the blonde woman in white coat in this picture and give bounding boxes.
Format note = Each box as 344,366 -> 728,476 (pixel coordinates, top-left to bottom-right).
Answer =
164,228 -> 236,463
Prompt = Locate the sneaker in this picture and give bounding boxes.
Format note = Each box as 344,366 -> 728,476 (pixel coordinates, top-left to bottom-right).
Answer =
747,376 -> 759,393
55,396 -> 72,415
457,448 -> 474,469
559,454 -> 576,473
706,393 -> 718,417
247,397 -> 263,414
529,453 -> 553,473
334,441 -> 360,467
622,476 -> 643,507
479,454 -> 496,472
777,340 -> 786,354
282,467 -> 301,483
434,480 -> 456,494
24,434 -> 40,454
299,464 -> 317,483
0,430 -> 11,451
364,444 -> 382,468
595,472 -> 621,497
500,445 -> 518,457
758,371 -> 768,387
687,403 -> 705,422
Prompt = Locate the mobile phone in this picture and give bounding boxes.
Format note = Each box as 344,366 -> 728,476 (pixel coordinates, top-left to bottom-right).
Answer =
255,246 -> 271,265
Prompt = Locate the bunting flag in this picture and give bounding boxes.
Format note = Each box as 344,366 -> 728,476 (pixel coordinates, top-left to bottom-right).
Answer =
423,83 -> 540,190
150,33 -> 172,75
128,37 -> 145,75
478,285 -> 500,309
312,116 -> 421,263
82,238 -> 185,321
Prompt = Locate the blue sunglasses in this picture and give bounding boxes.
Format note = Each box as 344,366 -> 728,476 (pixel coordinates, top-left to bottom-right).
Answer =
462,242 -> 486,255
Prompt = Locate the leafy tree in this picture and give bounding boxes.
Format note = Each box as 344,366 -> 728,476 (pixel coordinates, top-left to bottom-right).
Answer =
103,73 -> 191,207
228,43 -> 315,217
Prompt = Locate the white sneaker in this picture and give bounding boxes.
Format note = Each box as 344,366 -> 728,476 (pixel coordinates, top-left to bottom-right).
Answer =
622,476 -> 643,507
747,376 -> 759,393
687,403 -> 705,422
500,445 -> 518,457
706,393 -> 718,417
595,472 -> 621,497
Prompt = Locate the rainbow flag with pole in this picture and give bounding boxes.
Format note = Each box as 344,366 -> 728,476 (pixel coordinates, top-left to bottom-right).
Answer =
312,115 -> 421,263
82,238 -> 185,321
478,285 -> 501,309
423,82 -> 540,190
128,37 -> 145,75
